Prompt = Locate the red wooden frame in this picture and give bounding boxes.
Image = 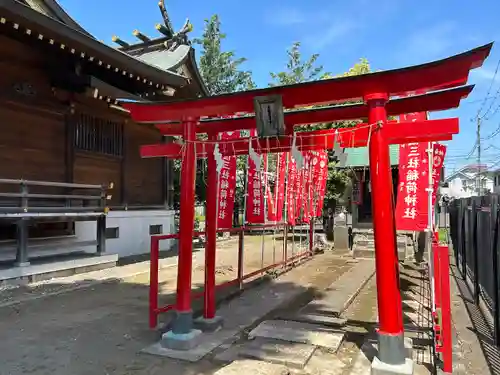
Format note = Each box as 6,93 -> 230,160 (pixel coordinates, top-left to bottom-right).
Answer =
123,42 -> 492,366
122,44 -> 490,121
139,118 -> 459,158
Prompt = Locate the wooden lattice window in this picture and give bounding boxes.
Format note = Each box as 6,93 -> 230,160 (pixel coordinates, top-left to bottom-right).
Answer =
75,114 -> 123,157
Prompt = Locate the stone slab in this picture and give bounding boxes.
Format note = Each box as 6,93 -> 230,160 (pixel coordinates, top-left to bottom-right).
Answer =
248,320 -> 344,351
214,359 -> 290,375
279,312 -> 347,328
239,337 -> 316,369
371,357 -> 414,375
194,315 -> 224,332
304,349 -> 348,375
299,259 -> 375,317
349,340 -> 378,375
0,253 -> 118,281
142,329 -> 240,362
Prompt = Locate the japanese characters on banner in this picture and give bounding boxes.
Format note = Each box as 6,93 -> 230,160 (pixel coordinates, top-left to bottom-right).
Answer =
432,143 -> 447,211
274,153 -> 287,222
217,131 -> 239,229
266,185 -> 276,221
395,142 -> 429,231
287,156 -> 297,225
295,163 -> 304,220
302,153 -> 312,223
245,132 -> 265,224
314,151 -> 329,217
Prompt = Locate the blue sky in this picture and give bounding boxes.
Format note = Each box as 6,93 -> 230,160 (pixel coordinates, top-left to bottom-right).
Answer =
59,0 -> 500,172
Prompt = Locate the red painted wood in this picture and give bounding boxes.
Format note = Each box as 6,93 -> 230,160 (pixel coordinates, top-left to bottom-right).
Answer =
122,44 -> 490,121
140,118 -> 458,158
152,85 -> 472,136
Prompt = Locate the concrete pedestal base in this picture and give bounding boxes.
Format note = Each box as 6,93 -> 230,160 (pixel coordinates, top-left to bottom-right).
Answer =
334,226 -> 349,250
194,315 -> 224,332
14,261 -> 30,267
161,329 -> 202,351
404,337 -> 413,359
371,357 -> 414,375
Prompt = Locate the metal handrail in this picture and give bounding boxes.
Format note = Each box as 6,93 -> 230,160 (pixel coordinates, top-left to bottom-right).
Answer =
0,178 -> 111,215
0,179 -> 105,190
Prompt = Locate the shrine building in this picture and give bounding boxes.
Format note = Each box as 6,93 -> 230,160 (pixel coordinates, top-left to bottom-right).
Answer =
0,0 -> 205,279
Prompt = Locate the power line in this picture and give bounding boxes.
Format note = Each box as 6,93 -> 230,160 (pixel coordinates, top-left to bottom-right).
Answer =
477,58 -> 500,119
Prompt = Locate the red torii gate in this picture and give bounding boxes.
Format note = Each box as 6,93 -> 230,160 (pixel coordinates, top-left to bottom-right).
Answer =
123,43 -> 492,370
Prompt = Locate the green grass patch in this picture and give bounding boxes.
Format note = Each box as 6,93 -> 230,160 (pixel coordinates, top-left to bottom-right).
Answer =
438,228 -> 448,242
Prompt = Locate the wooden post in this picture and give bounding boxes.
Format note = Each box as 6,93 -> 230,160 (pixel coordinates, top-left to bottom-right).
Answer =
15,181 -> 29,266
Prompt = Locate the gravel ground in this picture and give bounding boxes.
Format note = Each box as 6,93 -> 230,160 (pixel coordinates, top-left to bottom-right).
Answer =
0,233 -> 327,375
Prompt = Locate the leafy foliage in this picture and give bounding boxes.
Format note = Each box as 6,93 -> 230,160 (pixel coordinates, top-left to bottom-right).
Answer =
193,15 -> 255,95
269,42 -> 327,86
171,15 -> 256,206
269,44 -> 372,209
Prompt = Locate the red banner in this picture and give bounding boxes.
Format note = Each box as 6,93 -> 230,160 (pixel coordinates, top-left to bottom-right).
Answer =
295,164 -> 304,220
217,131 -> 239,229
395,142 -> 429,231
274,153 -> 287,221
266,184 -> 276,221
302,153 -> 312,223
287,156 -> 297,225
245,132 -> 265,224
432,143 -> 447,214
313,151 -> 329,217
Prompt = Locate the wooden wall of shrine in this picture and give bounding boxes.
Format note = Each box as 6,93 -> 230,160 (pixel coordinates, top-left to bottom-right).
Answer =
0,34 -> 167,209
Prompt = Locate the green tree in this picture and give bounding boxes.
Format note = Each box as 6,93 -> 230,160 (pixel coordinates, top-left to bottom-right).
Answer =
193,15 -> 255,95
269,42 -> 372,209
171,15 -> 256,209
269,42 -> 327,86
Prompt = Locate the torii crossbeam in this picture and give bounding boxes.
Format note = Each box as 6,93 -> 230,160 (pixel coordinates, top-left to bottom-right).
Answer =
122,42 -> 492,371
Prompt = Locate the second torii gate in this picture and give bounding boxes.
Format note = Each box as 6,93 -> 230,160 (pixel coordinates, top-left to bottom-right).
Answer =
123,42 -> 492,373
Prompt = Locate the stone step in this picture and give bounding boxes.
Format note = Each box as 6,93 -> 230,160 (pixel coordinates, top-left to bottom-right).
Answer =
352,248 -> 406,260
238,337 -> 316,370
355,238 -> 408,248
214,359 -> 290,375
278,312 -> 347,328
248,320 -> 345,351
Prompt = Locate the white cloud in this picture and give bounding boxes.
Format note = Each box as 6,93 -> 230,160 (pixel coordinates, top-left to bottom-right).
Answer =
471,67 -> 500,83
304,21 -> 358,51
263,7 -> 307,26
399,22 -> 456,63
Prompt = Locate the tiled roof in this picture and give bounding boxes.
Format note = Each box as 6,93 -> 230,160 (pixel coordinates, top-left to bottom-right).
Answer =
134,44 -> 191,73
343,145 -> 400,168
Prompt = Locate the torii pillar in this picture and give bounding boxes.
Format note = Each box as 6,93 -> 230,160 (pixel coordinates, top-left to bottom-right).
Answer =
365,93 -> 409,373
161,117 -> 202,350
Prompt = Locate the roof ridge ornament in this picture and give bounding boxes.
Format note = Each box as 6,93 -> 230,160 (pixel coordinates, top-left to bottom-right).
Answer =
158,1 -> 193,51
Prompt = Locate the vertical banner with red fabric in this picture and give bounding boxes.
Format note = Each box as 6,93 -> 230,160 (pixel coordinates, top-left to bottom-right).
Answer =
217,131 -> 239,229
274,153 -> 287,222
287,155 -> 297,225
295,164 -> 304,221
266,185 -> 276,221
432,143 -> 447,209
302,153 -> 312,223
245,131 -> 265,224
395,142 -> 429,231
314,151 -> 329,217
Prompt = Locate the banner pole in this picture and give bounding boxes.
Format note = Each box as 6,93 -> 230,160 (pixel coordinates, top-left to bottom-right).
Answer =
261,154 -> 268,270
239,130 -> 250,290
427,142 -> 436,313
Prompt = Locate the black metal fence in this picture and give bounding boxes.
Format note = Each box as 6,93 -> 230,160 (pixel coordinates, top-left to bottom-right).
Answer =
448,194 -> 500,345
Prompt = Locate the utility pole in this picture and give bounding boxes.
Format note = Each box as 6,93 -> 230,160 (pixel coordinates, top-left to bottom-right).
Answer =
476,116 -> 481,196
